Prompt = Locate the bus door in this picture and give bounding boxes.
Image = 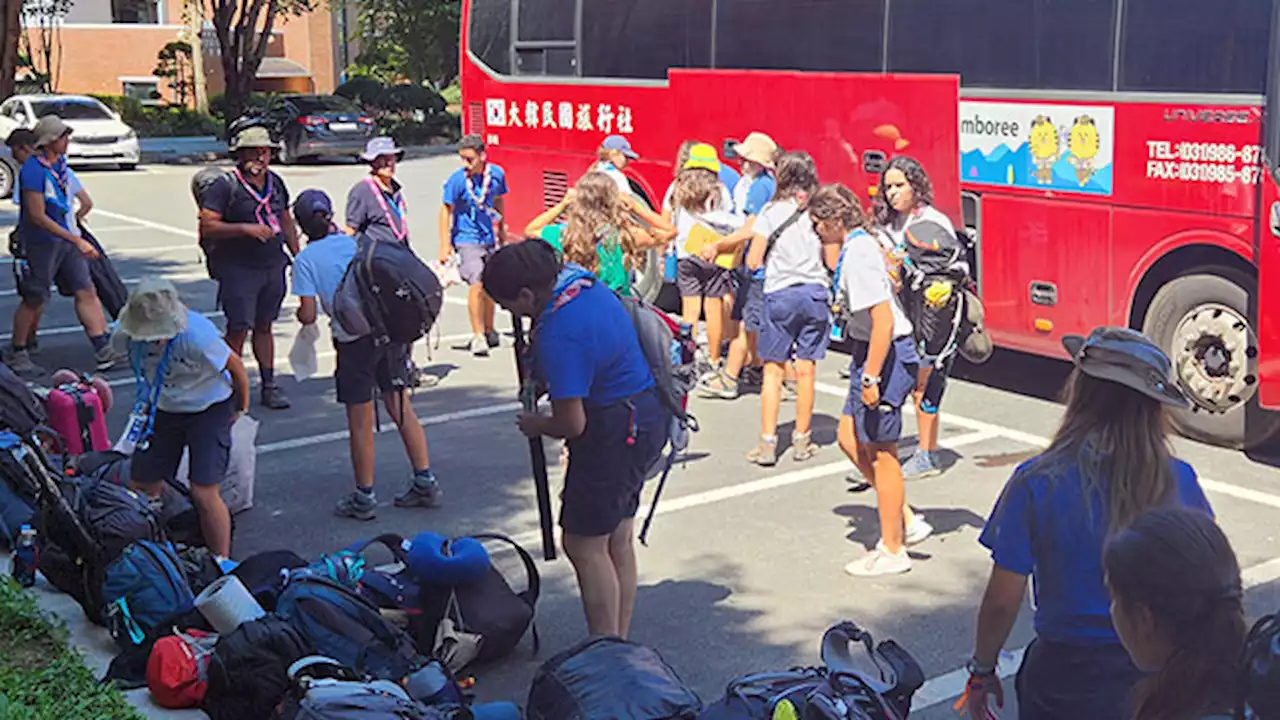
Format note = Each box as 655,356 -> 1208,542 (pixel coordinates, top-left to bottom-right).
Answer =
1256,0 -> 1280,411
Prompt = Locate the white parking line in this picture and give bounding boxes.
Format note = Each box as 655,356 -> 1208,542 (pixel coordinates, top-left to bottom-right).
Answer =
93,209 -> 197,238
0,300 -> 300,342
0,242 -> 198,265
0,271 -> 211,298
256,401 -> 522,455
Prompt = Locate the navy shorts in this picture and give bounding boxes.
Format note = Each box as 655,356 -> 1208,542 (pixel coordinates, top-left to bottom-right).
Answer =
132,398 -> 235,487
1015,639 -> 1142,720
561,390 -> 669,537
676,257 -> 733,299
843,336 -> 920,446
17,235 -> 93,302
731,275 -> 765,331
335,337 -> 411,405
218,264 -> 287,332
457,243 -> 495,285
759,283 -> 831,363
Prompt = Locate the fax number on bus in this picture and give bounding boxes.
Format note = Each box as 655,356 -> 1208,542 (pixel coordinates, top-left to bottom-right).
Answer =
1146,161 -> 1262,185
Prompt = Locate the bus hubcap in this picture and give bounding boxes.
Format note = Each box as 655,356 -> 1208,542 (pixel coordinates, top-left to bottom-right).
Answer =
1172,303 -> 1255,413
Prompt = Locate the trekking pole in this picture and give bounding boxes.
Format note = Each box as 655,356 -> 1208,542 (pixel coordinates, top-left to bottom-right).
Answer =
638,450 -> 676,547
511,313 -> 557,562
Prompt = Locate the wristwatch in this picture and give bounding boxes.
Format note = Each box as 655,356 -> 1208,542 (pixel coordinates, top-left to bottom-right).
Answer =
965,657 -> 997,677
861,373 -> 881,388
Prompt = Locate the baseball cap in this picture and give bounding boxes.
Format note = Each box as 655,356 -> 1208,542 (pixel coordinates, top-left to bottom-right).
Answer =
1061,326 -> 1188,407
683,143 -> 721,173
601,134 -> 638,160
292,189 -> 333,218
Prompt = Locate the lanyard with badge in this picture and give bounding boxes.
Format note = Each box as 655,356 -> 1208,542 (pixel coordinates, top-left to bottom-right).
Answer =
364,176 -> 408,242
115,340 -> 175,455
464,165 -> 502,225
234,168 -> 282,234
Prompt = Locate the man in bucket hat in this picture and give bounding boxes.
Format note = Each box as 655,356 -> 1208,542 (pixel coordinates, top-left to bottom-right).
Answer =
120,278 -> 250,561
346,136 -> 409,246
5,115 -> 121,376
198,125 -> 299,410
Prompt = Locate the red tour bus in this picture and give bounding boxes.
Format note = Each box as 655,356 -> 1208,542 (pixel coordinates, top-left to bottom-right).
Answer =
460,0 -> 1280,451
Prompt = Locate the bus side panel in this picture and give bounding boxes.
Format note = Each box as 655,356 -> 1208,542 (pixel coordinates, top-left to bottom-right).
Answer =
1258,173 -> 1280,409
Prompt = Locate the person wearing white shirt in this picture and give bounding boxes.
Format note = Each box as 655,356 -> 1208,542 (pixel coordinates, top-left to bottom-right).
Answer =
593,134 -> 638,197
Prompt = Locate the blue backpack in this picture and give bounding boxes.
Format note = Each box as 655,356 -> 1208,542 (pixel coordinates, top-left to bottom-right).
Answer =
101,540 -> 195,650
276,574 -> 425,682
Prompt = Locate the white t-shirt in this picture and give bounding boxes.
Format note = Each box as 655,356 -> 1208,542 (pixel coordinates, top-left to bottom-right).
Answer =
593,161 -> 632,196
756,199 -> 829,294
662,182 -> 739,259
882,204 -> 956,249
839,229 -> 913,342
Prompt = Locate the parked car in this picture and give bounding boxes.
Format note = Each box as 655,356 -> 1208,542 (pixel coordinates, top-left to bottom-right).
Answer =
0,94 -> 140,170
261,94 -> 376,164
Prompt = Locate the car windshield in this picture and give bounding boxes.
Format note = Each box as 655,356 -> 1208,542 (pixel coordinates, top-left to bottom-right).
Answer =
29,99 -> 113,120
290,96 -> 359,114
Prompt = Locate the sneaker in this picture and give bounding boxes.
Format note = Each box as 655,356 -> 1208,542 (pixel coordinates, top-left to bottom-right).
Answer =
334,490 -> 378,521
791,431 -> 818,462
905,515 -> 934,546
902,450 -> 941,479
781,380 -> 798,402
845,470 -> 871,493
697,371 -> 739,400
485,330 -> 501,348
394,471 -> 443,508
407,365 -> 441,389
838,364 -> 851,380
94,344 -> 125,372
27,339 -> 39,356
845,544 -> 912,577
470,334 -> 489,357
740,366 -> 763,389
261,384 -> 291,410
746,436 -> 778,467
4,348 -> 44,378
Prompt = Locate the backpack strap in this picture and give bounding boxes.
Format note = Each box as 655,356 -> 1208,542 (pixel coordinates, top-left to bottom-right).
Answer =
466,532 -> 541,654
346,533 -> 411,564
761,207 -> 806,267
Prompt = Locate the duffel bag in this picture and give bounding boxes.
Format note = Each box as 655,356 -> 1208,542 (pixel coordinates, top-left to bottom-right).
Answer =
527,636 -> 701,720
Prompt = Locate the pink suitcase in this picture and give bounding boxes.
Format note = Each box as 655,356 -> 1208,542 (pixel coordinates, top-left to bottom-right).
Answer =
45,381 -> 110,455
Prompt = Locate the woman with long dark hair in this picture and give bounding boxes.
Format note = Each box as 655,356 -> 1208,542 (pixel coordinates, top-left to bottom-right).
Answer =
1104,506 -> 1246,720
962,326 -> 1213,720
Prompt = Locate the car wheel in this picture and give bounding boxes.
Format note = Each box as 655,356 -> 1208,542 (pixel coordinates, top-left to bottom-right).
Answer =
278,140 -> 297,165
0,160 -> 14,199
119,163 -> 137,171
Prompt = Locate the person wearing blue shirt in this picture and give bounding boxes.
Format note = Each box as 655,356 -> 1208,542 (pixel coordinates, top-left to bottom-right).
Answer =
121,277 -> 251,561
438,134 -> 508,358
291,189 -> 440,520
962,327 -> 1214,720
483,240 -> 668,640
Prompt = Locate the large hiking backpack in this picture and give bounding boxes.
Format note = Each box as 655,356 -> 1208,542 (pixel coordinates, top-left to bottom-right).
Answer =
527,636 -> 702,720
0,362 -> 47,435
1245,612 -> 1280,718
274,656 -> 455,720
276,574 -> 425,682
619,295 -> 698,430
333,237 -> 444,345
204,615 -> 312,720
101,540 -> 195,651
0,431 -> 36,546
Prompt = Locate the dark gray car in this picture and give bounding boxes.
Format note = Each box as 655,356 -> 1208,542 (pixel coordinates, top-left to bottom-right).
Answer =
263,94 -> 377,164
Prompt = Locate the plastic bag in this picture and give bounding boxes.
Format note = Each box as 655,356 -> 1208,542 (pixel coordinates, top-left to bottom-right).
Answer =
288,323 -> 321,382
176,414 -> 259,515
433,256 -> 463,289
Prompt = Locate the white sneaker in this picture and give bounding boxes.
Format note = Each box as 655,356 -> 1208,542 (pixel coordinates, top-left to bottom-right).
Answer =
845,544 -> 911,577
469,334 -> 489,357
905,515 -> 934,546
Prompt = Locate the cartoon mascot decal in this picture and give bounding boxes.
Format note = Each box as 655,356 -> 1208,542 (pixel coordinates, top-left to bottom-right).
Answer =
1028,115 -> 1059,185
1068,115 -> 1101,186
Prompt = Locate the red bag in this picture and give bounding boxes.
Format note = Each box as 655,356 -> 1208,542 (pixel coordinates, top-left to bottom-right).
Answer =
44,381 -> 109,455
147,629 -> 217,709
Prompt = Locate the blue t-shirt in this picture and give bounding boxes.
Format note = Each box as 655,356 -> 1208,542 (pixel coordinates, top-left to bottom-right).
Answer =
735,173 -> 777,280
979,454 -> 1213,644
535,267 -> 654,408
443,164 -> 508,246
719,164 -> 741,200
292,232 -> 359,342
18,155 -> 72,245
131,310 -> 233,414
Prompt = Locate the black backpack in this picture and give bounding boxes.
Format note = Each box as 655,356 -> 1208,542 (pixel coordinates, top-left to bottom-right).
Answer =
81,227 -> 127,320
333,237 -> 444,346
1245,612 -> 1280,718
204,615 -> 312,720
0,362 -> 47,436
526,636 -> 702,720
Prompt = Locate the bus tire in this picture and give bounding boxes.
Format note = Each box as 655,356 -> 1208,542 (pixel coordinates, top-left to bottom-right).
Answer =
1141,271 -> 1280,449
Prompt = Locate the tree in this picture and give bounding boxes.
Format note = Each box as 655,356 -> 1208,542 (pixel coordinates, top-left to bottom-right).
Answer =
19,0 -> 71,93
154,40 -> 194,106
208,0 -> 312,123
0,0 -> 21,100
348,0 -> 458,88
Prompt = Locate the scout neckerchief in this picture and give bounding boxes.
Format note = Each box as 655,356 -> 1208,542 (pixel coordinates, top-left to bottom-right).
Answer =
234,167 -> 282,234
36,155 -> 70,217
116,339 -> 175,454
464,163 -> 503,225
364,176 -> 408,242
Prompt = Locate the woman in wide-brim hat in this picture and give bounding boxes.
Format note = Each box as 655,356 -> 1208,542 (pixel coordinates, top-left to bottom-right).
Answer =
346,136 -> 410,244
962,326 -> 1214,720
120,277 -> 250,562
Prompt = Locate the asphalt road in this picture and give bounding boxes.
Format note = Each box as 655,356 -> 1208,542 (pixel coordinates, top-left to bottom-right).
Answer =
6,158 -> 1280,719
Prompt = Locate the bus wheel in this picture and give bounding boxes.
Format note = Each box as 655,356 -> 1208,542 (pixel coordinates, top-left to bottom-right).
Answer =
632,248 -> 664,303
1142,271 -> 1278,449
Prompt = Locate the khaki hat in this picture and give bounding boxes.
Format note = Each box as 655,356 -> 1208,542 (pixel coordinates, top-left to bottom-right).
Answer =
119,277 -> 189,342
733,132 -> 778,169
229,126 -> 277,152
33,115 -> 72,148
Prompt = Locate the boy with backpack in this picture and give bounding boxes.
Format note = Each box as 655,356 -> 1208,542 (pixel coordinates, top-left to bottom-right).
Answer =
482,240 -> 669,639
291,190 -> 441,520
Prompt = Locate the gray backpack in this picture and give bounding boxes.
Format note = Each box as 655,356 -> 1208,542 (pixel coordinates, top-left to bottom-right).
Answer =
278,657 -> 456,720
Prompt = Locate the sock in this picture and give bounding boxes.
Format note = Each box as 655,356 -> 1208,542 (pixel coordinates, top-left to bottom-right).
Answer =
90,334 -> 109,352
261,368 -> 275,386
356,485 -> 375,497
762,434 -> 777,444
11,343 -> 26,353
413,468 -> 436,487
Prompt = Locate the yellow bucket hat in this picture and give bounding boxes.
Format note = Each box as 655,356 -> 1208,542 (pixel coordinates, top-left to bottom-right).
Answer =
683,143 -> 721,173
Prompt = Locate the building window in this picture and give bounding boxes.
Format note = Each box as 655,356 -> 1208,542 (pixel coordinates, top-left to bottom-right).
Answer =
112,0 -> 160,24
122,80 -> 162,104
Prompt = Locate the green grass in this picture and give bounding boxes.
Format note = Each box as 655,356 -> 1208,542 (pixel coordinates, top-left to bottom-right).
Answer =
0,578 -> 144,720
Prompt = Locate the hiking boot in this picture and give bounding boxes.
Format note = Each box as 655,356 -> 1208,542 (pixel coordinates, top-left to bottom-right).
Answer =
485,330 -> 501,348
27,339 -> 39,356
781,380 -> 798,402
407,365 -> 440,389
394,470 -> 442,509
902,450 -> 941,480
261,384 -> 291,410
740,366 -> 763,389
697,371 -> 739,400
470,334 -> 489,357
791,431 -> 818,462
334,490 -> 378,521
845,470 -> 871,493
845,543 -> 912,577
94,344 -> 125,372
905,515 -> 934,546
746,436 -> 778,467
4,348 -> 44,378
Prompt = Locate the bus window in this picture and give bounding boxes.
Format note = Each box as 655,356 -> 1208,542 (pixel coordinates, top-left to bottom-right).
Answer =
888,0 -> 1115,91
1120,0 -> 1270,93
469,0 -> 511,74
714,0 -> 884,73
517,0 -> 575,41
580,0 -> 712,79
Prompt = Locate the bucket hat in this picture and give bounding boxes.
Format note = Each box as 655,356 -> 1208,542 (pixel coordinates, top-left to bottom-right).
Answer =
1061,326 -> 1188,407
733,132 -> 778,170
360,136 -> 405,162
119,277 -> 188,341
33,115 -> 72,148
228,126 -> 277,152
683,143 -> 721,173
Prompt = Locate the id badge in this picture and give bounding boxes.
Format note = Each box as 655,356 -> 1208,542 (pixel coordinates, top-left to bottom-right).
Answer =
266,212 -> 282,234
113,410 -> 148,456
830,316 -> 847,343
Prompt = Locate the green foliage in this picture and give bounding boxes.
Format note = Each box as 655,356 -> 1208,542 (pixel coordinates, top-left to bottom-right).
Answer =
343,0 -> 459,87
0,578 -> 144,720
90,94 -> 221,138
334,79 -> 445,115
440,81 -> 460,106
153,41 -> 194,107
378,113 -> 460,146
208,92 -> 277,125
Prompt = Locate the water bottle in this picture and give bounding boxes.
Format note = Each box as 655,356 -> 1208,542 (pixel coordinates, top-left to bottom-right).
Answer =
12,525 -> 37,588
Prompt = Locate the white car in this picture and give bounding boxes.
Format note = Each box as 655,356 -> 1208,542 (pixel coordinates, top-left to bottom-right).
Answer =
0,94 -> 141,170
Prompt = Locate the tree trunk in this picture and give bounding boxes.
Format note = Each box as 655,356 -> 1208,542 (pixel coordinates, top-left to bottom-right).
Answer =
0,0 -> 21,100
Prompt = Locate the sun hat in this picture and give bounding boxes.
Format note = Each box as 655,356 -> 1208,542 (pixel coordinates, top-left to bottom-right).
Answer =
360,136 -> 405,162
228,126 -> 277,152
601,134 -> 638,160
33,115 -> 72,148
683,143 -> 721,173
118,277 -> 189,342
733,131 -> 778,170
1061,326 -> 1189,408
